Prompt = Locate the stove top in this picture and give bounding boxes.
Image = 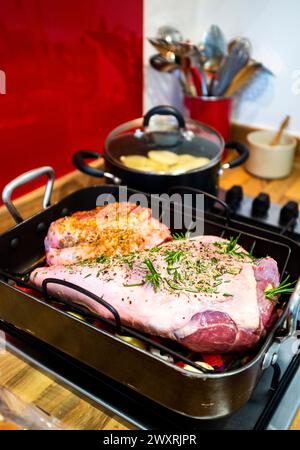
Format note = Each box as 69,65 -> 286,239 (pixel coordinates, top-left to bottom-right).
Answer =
219,186 -> 300,241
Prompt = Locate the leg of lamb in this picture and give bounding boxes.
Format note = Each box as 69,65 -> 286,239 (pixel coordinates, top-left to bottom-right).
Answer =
45,202 -> 171,265
31,235 -> 280,353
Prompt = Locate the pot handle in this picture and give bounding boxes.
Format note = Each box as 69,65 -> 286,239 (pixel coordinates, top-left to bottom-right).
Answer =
2,166 -> 55,224
222,141 -> 249,170
72,150 -> 121,184
143,105 -> 186,129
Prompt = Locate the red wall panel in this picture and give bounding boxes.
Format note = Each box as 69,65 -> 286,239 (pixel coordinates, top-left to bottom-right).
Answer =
0,0 -> 143,199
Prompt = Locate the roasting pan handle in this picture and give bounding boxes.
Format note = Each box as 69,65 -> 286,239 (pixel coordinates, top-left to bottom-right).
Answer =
2,166 -> 55,224
42,278 -> 123,334
285,278 -> 300,340
262,279 -> 300,371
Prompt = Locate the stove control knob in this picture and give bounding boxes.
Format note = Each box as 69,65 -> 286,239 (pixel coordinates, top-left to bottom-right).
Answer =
251,192 -> 270,217
279,201 -> 299,225
225,185 -> 243,210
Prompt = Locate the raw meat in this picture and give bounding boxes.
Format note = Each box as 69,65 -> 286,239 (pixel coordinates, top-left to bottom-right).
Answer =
31,235 -> 280,353
45,202 -> 171,265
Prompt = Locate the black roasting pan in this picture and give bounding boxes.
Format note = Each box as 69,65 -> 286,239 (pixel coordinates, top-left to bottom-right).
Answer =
0,166 -> 299,419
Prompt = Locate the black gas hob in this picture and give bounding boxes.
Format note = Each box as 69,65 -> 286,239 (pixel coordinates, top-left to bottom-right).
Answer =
219,185 -> 300,240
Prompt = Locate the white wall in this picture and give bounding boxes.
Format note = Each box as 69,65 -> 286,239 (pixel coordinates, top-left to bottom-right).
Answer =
144,0 -> 300,134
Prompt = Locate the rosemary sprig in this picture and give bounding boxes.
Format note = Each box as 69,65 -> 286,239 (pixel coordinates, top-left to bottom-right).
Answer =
226,234 -> 241,253
264,275 -> 296,301
214,234 -> 254,260
214,234 -> 242,256
165,279 -> 199,293
123,281 -> 145,287
144,258 -> 163,290
172,231 -> 191,240
164,250 -> 185,266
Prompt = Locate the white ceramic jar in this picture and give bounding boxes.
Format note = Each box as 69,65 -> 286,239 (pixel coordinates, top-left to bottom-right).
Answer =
246,130 -> 297,179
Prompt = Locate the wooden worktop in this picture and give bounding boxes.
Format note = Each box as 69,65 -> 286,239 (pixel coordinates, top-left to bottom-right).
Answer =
0,158 -> 299,430
0,346 -> 135,430
221,164 -> 300,206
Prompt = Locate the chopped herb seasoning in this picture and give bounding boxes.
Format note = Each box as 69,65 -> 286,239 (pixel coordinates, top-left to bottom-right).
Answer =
167,267 -> 183,283
164,250 -> 185,266
149,246 -> 160,253
95,255 -> 109,264
118,253 -> 136,269
64,234 -> 252,297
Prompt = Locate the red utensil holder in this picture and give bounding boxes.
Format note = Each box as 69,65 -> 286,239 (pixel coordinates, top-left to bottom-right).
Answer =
184,95 -> 233,143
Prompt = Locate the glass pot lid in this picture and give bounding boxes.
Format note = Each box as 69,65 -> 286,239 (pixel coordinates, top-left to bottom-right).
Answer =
105,105 -> 225,175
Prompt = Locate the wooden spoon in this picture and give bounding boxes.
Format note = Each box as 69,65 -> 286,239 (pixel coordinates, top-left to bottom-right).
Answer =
270,115 -> 290,146
223,62 -> 263,97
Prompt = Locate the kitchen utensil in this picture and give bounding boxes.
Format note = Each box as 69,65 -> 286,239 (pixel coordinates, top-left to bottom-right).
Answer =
223,62 -> 264,97
180,57 -> 198,96
211,41 -> 250,97
175,43 -> 208,95
148,38 -> 208,95
0,173 -> 299,419
156,25 -> 183,44
188,50 -> 208,96
228,37 -> 273,77
182,70 -> 198,97
147,38 -> 189,58
271,115 -> 290,146
72,105 -> 248,197
228,36 -> 252,55
246,129 -> 297,179
149,54 -> 179,73
190,67 -> 203,96
202,24 -> 227,73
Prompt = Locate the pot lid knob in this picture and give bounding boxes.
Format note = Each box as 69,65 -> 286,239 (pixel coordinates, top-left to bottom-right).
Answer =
143,105 -> 186,129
